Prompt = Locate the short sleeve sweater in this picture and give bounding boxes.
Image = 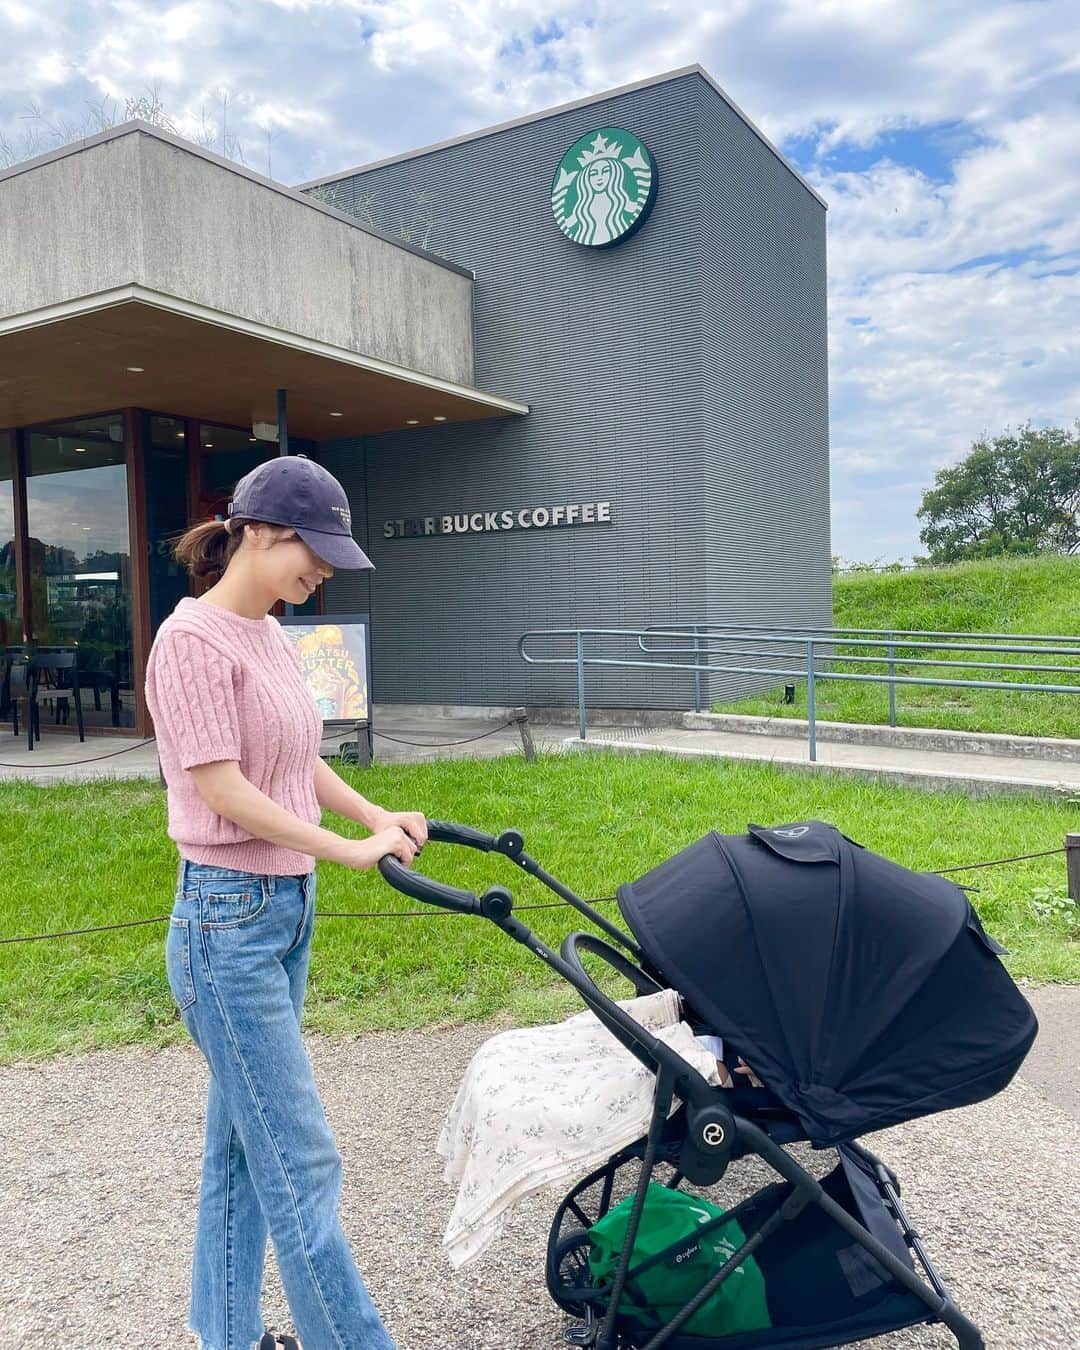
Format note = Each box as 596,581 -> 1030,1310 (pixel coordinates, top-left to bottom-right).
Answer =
144,596 -> 323,875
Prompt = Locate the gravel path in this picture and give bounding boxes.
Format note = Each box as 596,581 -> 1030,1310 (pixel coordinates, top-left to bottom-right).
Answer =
1,1019 -> 1077,1350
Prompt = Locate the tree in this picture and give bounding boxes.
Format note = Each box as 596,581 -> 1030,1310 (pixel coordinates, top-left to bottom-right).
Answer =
917,423 -> 1080,563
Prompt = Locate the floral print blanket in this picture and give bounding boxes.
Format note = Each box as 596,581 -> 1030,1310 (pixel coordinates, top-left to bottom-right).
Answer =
436,989 -> 721,1269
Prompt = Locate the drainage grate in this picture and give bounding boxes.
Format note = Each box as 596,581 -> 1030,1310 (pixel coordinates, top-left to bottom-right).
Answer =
591,726 -> 650,741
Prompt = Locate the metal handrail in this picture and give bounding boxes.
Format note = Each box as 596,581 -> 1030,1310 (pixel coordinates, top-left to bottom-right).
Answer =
642,622 -> 1080,645
638,631 -> 1080,658
640,646 -> 1080,677
518,625 -> 1080,760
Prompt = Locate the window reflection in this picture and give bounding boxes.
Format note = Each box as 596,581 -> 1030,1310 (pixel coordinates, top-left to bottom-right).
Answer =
0,432 -> 15,643
25,414 -> 135,728
146,415 -> 191,631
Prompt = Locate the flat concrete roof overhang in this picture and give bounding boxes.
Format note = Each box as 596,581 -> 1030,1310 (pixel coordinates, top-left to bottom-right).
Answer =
0,289 -> 529,437
0,123 -> 528,437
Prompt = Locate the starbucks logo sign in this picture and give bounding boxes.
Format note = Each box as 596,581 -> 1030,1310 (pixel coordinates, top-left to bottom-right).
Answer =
551,127 -> 657,248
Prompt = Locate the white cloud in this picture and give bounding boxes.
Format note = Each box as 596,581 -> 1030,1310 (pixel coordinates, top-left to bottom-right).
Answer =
821,83 -> 1080,557
0,0 -> 1076,560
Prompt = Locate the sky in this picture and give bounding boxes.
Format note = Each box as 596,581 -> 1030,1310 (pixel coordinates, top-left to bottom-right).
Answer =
2,0 -> 1077,564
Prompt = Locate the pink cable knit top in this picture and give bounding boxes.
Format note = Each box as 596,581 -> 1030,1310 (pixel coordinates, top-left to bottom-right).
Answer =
144,596 -> 323,875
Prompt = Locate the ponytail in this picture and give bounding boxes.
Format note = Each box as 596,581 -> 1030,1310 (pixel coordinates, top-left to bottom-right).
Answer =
174,517 -> 255,580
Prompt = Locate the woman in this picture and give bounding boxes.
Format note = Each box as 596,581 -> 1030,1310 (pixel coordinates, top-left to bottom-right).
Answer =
146,454 -> 422,1350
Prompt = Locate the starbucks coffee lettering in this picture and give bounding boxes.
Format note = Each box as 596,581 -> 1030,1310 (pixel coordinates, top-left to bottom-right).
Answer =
383,501 -> 612,540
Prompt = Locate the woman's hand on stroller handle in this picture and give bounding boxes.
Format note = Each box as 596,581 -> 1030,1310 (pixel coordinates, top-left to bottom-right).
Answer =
426,819 -> 526,857
376,820 -> 519,918
377,853 -> 514,918
368,807 -> 429,851
337,826 -> 419,871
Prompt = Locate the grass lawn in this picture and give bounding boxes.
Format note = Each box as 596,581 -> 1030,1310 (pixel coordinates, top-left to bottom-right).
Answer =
1,751 -> 1077,1065
716,556 -> 1080,738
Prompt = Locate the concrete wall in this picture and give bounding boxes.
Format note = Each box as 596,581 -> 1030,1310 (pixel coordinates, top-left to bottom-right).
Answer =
0,133 -> 145,314
313,71 -> 832,710
0,125 -> 475,387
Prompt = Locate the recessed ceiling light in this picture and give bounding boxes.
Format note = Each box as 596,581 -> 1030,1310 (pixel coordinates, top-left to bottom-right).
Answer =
126,365 -> 144,373
204,442 -> 214,448
329,411 -> 344,417
175,431 -> 185,438
406,419 -> 419,425
249,436 -> 257,442
74,446 -> 87,453
433,415 -> 447,421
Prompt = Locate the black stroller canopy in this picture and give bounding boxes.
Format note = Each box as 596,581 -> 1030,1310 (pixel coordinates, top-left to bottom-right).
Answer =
618,821 -> 1038,1146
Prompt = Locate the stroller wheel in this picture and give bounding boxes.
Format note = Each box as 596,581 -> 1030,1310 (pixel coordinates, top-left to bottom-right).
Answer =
549,1228 -> 596,1315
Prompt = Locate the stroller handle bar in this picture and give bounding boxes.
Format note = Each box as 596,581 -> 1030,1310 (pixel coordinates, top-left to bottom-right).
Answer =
377,855 -> 515,920
377,819 -> 526,918
377,820 -> 715,1108
379,817 -> 641,957
426,819 -> 505,853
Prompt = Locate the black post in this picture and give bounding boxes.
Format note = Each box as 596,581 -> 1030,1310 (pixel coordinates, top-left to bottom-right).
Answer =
1066,834 -> 1080,904
510,706 -> 536,762
276,388 -> 289,457
278,389 -> 293,616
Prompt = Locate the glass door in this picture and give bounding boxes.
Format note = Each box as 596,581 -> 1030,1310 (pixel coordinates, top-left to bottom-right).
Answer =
0,432 -> 16,644
24,413 -> 136,728
145,414 -> 192,633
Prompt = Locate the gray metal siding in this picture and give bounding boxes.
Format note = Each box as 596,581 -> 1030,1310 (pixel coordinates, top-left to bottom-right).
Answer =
312,71 -> 829,709
695,82 -> 832,700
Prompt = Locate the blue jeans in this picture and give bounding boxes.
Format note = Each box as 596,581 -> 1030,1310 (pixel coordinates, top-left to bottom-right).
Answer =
165,860 -> 396,1350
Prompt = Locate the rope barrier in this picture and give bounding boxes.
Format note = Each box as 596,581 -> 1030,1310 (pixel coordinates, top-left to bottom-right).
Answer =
0,849 -> 1066,946
932,847 -> 1065,874
0,719 -> 522,769
0,895 -> 620,944
372,721 -> 518,749
0,738 -> 157,769
0,915 -> 176,943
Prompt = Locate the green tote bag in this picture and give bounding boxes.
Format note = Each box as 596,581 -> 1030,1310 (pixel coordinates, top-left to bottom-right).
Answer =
588,1183 -> 771,1339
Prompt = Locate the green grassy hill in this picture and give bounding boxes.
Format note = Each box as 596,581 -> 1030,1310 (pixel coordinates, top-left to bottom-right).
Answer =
717,556 -> 1080,737
832,556 -> 1080,636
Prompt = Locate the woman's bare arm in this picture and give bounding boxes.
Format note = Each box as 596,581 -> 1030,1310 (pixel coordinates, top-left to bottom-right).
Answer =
312,755 -> 381,829
188,761 -> 416,870
312,757 -> 428,848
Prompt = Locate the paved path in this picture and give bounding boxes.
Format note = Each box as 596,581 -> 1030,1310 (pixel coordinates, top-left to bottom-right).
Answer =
7,707 -> 1080,798
0,711 -> 568,784
0,988 -> 1075,1349
572,725 -> 1080,797
1016,983 -> 1080,1119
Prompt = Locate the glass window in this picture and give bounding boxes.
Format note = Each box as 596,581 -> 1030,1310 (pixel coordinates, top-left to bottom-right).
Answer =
199,422 -> 272,517
0,432 -> 16,642
145,414 -> 191,632
25,413 -> 136,728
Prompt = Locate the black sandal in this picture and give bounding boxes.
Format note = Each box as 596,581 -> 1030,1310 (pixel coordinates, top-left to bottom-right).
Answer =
259,1335 -> 301,1350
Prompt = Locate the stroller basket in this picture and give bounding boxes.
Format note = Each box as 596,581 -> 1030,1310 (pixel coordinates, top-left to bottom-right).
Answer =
378,818 -> 1037,1350
548,1141 -> 934,1350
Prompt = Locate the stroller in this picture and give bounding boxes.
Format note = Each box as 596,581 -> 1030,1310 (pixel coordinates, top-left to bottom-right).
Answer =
378,819 -> 1037,1350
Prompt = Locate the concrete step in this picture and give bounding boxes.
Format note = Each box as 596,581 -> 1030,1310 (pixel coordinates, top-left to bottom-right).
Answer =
683,712 -> 1080,762
567,727 -> 1080,798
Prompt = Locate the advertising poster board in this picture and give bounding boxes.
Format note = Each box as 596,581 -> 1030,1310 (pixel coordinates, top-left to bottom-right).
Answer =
280,613 -> 372,761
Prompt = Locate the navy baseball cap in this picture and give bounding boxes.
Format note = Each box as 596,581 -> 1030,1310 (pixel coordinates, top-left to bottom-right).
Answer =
227,455 -> 373,570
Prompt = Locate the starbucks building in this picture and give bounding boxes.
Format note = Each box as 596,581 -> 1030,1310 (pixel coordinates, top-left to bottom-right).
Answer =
0,65 -> 830,738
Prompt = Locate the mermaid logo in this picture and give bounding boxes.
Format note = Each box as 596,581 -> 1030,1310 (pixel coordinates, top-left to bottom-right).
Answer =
550,127 -> 658,248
